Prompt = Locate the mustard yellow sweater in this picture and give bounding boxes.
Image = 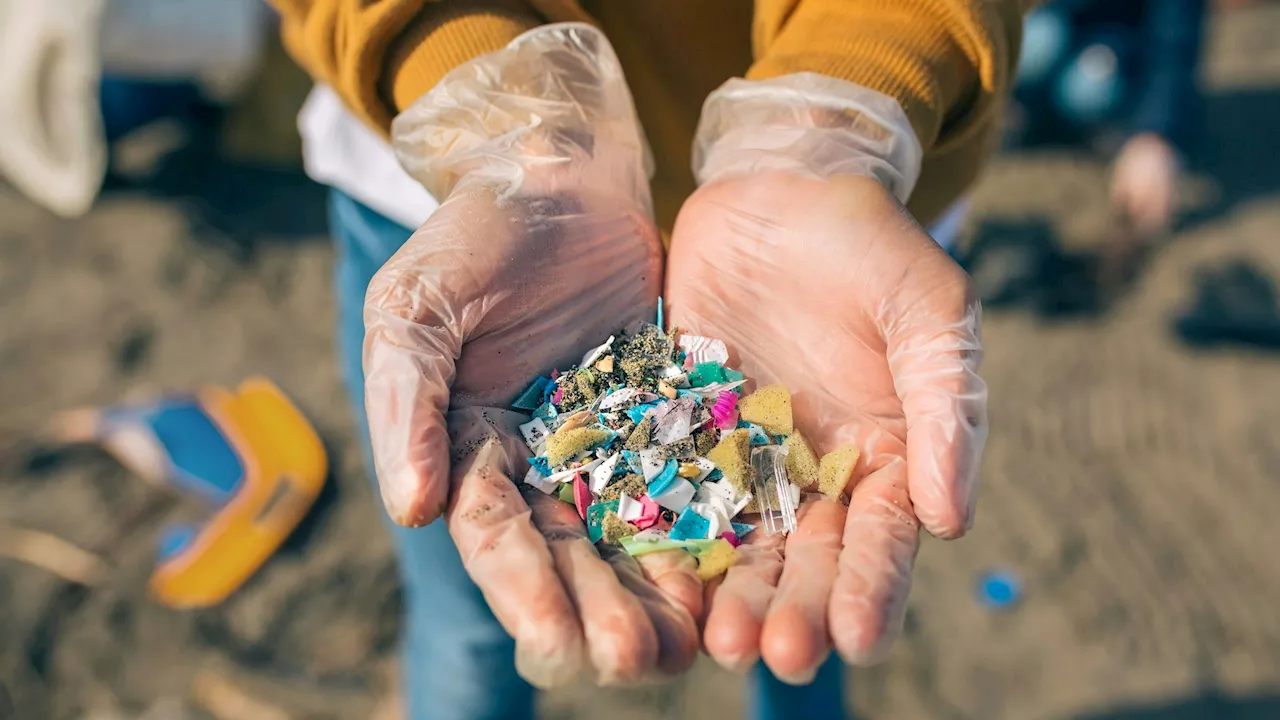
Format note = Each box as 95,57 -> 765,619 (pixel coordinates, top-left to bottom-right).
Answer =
269,0 -> 1035,228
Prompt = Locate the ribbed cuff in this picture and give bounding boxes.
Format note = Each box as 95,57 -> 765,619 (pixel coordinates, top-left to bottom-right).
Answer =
385,5 -> 540,116
746,0 -> 986,151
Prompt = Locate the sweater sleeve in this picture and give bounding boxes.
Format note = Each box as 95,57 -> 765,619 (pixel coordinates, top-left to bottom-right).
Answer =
748,0 -> 1036,222
266,0 -> 544,134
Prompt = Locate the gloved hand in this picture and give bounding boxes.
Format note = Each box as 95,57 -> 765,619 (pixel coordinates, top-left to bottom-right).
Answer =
666,75 -> 989,682
366,24 -> 700,687
1111,132 -> 1180,236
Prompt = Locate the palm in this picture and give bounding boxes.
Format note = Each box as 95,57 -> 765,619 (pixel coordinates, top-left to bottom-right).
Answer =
365,186 -> 703,687
666,172 -> 986,679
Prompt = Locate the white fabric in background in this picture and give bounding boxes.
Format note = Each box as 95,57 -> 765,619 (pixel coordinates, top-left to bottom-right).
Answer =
298,85 -> 438,231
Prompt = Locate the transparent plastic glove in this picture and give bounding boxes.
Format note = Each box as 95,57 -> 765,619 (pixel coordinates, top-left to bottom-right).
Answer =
668,75 -> 988,681
365,24 -> 699,687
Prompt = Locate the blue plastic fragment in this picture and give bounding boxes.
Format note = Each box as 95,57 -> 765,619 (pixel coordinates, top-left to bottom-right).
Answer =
669,507 -> 711,541
542,378 -> 559,404
977,570 -> 1021,610
626,402 -> 660,425
621,450 -> 643,474
656,297 -> 664,332
675,389 -> 703,403
513,377 -> 550,411
528,457 -> 552,476
730,521 -> 755,538
533,403 -> 558,422
647,459 -> 679,497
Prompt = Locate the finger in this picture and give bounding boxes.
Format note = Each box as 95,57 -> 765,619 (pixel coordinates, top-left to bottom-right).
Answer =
882,278 -> 988,539
605,547 -> 702,678
525,491 -> 660,686
760,497 -> 845,684
444,409 -> 585,688
635,549 -> 704,623
829,458 -> 920,665
701,523 -> 785,673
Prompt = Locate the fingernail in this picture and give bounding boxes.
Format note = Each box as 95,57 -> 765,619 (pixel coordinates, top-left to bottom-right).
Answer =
516,641 -> 583,689
774,666 -> 819,686
714,650 -> 759,674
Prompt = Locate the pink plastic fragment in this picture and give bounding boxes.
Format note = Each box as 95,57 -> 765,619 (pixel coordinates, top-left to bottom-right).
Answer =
573,473 -> 591,520
710,391 -> 739,430
633,495 -> 661,530
552,386 -> 564,405
720,531 -> 741,548
683,353 -> 694,372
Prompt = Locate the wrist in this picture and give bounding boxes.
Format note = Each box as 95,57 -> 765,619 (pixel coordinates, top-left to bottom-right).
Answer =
692,73 -> 922,203
391,23 -> 652,207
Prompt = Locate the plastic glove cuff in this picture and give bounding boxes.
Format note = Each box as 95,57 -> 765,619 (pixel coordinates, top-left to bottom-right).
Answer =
692,73 -> 922,203
391,22 -> 653,209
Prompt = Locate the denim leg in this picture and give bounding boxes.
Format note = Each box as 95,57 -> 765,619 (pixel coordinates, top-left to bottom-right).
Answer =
750,655 -> 848,720
329,189 -> 535,720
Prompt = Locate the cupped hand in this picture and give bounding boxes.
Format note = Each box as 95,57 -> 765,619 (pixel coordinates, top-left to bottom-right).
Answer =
359,22 -> 706,688
666,171 -> 988,682
363,183 -> 703,687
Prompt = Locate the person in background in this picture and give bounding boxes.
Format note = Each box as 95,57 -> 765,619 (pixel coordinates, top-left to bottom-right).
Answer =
270,2 -> 1024,718
1009,0 -> 1208,236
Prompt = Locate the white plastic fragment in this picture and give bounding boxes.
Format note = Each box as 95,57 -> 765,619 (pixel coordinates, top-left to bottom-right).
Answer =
519,417 -> 551,455
523,466 -> 558,494
631,527 -> 668,542
639,448 -> 667,482
651,477 -> 696,512
689,380 -> 747,398
698,478 -> 752,518
579,335 -> 615,368
678,335 -> 730,366
590,453 -> 621,493
652,397 -> 696,445
617,494 -> 643,522
789,482 -> 801,508
599,387 -> 637,410
691,457 -> 717,483
545,457 -> 603,484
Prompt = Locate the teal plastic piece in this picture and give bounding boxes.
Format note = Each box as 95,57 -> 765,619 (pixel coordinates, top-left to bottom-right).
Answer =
587,500 -> 620,543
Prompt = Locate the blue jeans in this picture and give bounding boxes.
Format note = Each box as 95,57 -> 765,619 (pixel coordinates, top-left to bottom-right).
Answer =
329,189 -> 847,719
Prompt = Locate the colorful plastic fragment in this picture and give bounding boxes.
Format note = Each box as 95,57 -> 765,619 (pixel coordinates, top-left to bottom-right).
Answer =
573,474 -> 592,520
818,444 -> 861,500
706,429 -> 753,496
738,384 -> 794,435
710,391 -> 739,430
694,539 -> 738,581
784,431 -> 821,490
510,310 -> 831,564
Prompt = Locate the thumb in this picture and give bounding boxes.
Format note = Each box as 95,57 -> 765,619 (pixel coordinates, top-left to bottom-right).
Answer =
880,256 -> 989,539
363,305 -> 459,527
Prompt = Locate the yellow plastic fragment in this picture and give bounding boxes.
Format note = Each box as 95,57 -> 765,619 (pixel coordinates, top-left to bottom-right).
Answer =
545,427 -> 612,467
658,380 -> 677,399
784,431 -> 821,490
676,462 -> 700,479
595,355 -> 614,373
695,539 -> 738,581
818,444 -> 861,500
706,429 -> 752,496
738,384 -> 793,435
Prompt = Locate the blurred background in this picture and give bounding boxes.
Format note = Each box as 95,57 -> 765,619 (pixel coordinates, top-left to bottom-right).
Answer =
2,1 -> 1279,718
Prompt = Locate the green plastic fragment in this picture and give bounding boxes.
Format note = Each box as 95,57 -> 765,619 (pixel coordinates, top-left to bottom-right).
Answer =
558,482 -> 575,505
587,500 -> 620,544
689,362 -> 727,387
618,535 -> 722,557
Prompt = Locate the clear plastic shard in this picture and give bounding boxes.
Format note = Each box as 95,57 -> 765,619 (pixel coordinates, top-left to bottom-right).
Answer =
750,445 -> 796,535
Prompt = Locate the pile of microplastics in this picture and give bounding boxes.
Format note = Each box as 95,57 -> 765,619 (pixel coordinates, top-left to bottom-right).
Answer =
514,301 -> 860,581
